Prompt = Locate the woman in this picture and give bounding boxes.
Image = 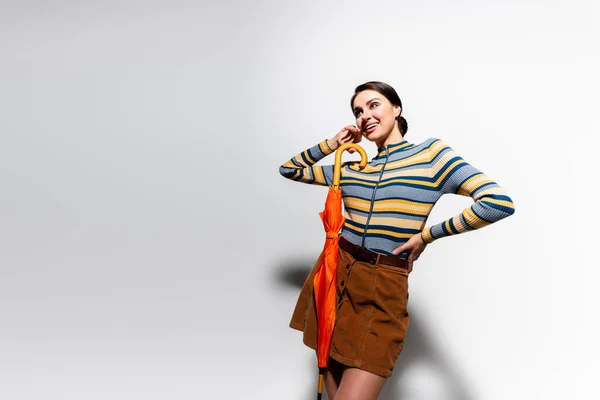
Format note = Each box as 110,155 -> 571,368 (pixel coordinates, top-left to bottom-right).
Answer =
279,81 -> 515,399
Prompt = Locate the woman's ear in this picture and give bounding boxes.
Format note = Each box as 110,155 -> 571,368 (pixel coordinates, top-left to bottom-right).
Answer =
394,106 -> 401,118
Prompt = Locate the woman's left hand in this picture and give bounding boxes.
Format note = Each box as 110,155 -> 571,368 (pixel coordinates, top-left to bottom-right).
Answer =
391,233 -> 428,273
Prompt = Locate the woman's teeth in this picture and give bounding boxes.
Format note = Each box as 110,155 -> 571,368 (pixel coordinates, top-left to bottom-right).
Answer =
366,123 -> 377,132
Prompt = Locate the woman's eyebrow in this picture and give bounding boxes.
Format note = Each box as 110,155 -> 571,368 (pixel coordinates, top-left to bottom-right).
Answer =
366,97 -> 381,105
353,98 -> 381,114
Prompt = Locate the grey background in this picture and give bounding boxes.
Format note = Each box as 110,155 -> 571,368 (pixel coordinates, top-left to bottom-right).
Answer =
1,0 -> 598,399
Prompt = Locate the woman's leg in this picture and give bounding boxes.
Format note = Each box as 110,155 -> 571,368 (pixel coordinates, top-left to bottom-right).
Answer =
333,367 -> 387,400
324,357 -> 345,399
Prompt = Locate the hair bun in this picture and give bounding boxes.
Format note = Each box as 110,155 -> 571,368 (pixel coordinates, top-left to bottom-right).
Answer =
398,116 -> 408,136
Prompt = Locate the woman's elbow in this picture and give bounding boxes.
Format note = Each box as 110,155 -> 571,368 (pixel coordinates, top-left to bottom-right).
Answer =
506,197 -> 516,216
501,194 -> 516,216
480,194 -> 515,221
279,165 -> 294,179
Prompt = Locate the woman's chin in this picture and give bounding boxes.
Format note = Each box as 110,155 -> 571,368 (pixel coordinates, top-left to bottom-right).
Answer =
364,131 -> 382,142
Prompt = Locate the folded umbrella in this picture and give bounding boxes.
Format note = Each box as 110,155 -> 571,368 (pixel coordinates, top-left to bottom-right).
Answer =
314,142 -> 368,399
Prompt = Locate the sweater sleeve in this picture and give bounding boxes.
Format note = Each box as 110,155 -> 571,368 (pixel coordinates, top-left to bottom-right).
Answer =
421,139 -> 515,244
279,139 -> 336,186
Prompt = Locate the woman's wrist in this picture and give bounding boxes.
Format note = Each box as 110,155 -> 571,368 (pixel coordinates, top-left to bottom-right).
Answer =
420,229 -> 434,244
327,138 -> 339,151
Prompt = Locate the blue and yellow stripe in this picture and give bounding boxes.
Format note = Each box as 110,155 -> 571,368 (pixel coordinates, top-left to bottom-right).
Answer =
279,138 -> 515,257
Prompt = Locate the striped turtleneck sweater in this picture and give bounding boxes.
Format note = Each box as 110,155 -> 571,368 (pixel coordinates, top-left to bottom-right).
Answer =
279,138 -> 515,258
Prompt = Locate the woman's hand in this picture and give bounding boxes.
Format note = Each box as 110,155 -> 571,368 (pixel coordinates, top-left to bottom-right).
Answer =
327,125 -> 362,153
391,233 -> 428,273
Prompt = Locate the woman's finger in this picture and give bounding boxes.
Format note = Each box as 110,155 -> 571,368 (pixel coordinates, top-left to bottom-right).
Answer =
340,136 -> 352,145
341,126 -> 359,140
346,126 -> 361,141
392,244 -> 409,256
340,130 -> 353,141
407,258 -> 414,273
407,253 -> 419,272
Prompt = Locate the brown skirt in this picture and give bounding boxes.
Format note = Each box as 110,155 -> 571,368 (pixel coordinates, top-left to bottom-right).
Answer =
289,240 -> 410,378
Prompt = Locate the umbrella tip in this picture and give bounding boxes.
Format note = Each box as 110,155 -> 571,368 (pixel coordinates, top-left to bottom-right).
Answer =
317,369 -> 326,399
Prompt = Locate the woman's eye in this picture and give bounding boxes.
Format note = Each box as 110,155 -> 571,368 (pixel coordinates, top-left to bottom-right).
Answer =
354,110 -> 362,117
370,102 -> 379,109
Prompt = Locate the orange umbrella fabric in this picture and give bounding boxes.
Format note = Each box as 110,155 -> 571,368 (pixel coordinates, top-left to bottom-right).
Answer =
314,143 -> 368,399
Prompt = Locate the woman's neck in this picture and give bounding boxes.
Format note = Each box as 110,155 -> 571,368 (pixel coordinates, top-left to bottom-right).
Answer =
376,128 -> 404,149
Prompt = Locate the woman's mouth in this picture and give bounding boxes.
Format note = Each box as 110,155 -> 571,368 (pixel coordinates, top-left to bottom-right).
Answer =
364,123 -> 378,134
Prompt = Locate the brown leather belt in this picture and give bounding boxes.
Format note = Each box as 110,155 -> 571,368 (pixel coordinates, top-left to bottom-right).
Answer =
338,236 -> 407,269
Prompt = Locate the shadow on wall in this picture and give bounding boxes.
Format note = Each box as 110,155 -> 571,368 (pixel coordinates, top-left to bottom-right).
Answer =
274,260 -> 475,400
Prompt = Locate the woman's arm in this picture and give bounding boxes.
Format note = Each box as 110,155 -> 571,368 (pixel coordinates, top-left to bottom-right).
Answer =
279,126 -> 361,186
279,140 -> 335,186
420,139 -> 516,244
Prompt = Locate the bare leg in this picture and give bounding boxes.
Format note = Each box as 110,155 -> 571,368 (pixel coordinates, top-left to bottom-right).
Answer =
324,358 -> 345,399
333,367 -> 387,400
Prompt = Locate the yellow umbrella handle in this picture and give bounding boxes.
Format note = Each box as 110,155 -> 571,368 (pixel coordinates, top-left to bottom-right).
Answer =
333,143 -> 368,188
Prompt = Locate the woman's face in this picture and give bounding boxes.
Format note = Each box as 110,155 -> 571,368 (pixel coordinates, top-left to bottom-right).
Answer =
352,89 -> 401,143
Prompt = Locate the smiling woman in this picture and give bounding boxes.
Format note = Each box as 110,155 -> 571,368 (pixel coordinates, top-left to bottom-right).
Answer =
279,81 -> 515,400
351,81 -> 408,146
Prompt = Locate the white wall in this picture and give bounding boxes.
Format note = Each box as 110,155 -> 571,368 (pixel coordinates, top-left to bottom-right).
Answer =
1,1 -> 598,399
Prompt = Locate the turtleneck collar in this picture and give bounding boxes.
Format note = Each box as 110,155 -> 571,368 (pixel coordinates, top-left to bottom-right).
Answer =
376,140 -> 414,157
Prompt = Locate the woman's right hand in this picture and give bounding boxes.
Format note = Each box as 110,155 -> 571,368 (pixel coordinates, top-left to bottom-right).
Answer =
327,125 -> 362,153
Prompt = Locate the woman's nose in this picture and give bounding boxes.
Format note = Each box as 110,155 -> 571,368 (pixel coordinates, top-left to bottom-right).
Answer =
360,112 -> 371,126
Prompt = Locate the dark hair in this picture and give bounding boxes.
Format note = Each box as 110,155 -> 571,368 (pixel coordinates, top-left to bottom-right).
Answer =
350,81 -> 408,136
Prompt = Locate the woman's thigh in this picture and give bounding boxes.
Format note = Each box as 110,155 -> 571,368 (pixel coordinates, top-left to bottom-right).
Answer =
324,358 -> 345,399
333,367 -> 387,400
